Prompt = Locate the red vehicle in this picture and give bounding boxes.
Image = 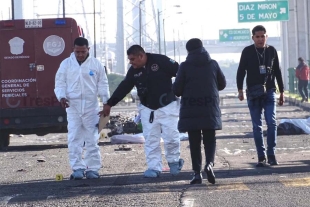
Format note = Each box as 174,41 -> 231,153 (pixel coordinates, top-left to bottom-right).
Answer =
0,18 -> 84,149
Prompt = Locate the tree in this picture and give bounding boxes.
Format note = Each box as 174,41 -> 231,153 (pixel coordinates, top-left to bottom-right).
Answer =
107,73 -> 126,94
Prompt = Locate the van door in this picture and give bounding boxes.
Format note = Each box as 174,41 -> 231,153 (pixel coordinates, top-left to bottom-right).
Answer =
34,18 -> 77,108
0,22 -> 37,109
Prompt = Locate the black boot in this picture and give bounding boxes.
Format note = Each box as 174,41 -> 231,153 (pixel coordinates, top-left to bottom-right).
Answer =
190,172 -> 202,185
267,155 -> 279,165
204,163 -> 215,184
256,156 -> 267,167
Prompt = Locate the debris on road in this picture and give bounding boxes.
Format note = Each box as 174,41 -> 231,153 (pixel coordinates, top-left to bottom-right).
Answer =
114,145 -> 132,151
111,134 -> 145,144
278,117 -> 310,134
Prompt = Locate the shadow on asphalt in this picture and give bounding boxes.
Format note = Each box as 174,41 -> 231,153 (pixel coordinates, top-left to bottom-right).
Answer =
221,105 -> 248,109
0,171 -> 194,203
216,159 -> 310,179
0,144 -> 68,152
1,160 -> 310,203
0,141 -> 143,152
216,134 -> 253,139
277,109 -> 304,112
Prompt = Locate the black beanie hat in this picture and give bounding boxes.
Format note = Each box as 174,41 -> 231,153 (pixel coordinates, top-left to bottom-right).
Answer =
186,38 -> 203,52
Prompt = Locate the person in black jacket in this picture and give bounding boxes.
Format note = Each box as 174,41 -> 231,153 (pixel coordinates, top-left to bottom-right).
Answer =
99,45 -> 184,178
236,25 -> 284,167
173,38 -> 226,185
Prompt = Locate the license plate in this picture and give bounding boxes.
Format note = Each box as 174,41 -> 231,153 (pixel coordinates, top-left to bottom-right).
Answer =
25,19 -> 42,28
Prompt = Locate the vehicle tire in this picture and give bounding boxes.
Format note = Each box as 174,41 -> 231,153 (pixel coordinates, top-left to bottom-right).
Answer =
0,131 -> 10,150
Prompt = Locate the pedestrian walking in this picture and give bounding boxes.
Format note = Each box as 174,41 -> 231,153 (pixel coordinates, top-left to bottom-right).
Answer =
173,38 -> 226,184
295,57 -> 309,102
236,25 -> 285,167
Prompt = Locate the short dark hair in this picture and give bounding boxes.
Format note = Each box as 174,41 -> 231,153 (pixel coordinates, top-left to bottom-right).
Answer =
127,45 -> 145,56
74,37 -> 89,47
298,57 -> 304,62
252,25 -> 266,36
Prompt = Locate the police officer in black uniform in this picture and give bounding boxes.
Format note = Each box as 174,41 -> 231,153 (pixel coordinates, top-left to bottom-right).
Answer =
99,45 -> 184,178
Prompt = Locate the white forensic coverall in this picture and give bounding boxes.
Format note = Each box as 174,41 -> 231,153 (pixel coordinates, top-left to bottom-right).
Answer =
138,100 -> 180,172
54,53 -> 110,172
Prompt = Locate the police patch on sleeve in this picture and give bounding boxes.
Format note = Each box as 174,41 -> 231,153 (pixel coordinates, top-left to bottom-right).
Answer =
151,64 -> 159,71
169,59 -> 176,64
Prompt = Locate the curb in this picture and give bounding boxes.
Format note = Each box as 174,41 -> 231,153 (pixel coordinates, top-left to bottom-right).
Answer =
285,96 -> 310,111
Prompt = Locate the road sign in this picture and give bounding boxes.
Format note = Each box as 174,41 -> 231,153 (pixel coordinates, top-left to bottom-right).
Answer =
238,1 -> 289,23
219,29 -> 251,42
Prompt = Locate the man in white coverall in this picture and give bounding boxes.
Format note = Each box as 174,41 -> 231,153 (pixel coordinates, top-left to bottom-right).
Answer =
54,37 -> 110,180
99,45 -> 184,178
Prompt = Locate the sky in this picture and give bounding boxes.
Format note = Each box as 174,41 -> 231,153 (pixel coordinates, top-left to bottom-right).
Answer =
1,0 -> 281,41
168,0 -> 281,40
0,0 -> 283,62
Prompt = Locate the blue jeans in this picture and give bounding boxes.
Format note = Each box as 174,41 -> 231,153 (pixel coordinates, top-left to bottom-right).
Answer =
298,80 -> 309,100
247,89 -> 277,157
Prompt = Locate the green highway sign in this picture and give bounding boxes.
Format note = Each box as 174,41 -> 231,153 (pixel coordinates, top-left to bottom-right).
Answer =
219,29 -> 251,42
238,1 -> 289,23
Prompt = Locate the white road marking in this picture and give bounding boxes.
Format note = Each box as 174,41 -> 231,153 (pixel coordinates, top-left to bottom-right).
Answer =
0,194 -> 21,205
0,196 -> 13,205
219,146 -> 310,155
183,198 -> 195,207
219,148 -> 246,155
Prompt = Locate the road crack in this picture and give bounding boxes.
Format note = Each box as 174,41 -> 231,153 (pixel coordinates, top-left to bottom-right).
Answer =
178,186 -> 189,207
216,150 -> 231,171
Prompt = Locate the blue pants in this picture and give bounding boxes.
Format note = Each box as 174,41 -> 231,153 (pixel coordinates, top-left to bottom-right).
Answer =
298,80 -> 309,100
247,89 -> 277,157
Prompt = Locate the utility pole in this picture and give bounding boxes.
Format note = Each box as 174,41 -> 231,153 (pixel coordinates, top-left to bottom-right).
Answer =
157,9 -> 161,54
162,9 -> 182,57
173,28 -> 175,60
163,19 -> 166,55
304,0 -> 309,62
63,0 -> 65,18
178,30 -> 180,63
93,0 -> 96,58
11,0 -> 14,20
116,0 -> 126,74
100,0 -> 108,72
139,1 -> 142,45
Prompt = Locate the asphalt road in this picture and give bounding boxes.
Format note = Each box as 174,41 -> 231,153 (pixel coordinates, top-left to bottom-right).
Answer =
1,92 -> 310,207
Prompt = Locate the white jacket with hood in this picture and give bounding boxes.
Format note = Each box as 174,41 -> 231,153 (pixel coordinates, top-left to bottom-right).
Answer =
54,52 -> 110,114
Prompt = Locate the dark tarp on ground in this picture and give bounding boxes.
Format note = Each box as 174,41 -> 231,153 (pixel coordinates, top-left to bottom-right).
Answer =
277,122 -> 305,135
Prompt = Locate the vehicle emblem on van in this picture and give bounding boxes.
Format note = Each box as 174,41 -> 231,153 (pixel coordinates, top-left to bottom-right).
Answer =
37,65 -> 44,71
43,35 -> 65,56
8,37 -> 25,55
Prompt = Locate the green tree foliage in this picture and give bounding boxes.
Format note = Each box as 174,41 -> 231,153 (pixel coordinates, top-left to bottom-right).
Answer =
218,60 -> 239,88
107,73 -> 125,94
